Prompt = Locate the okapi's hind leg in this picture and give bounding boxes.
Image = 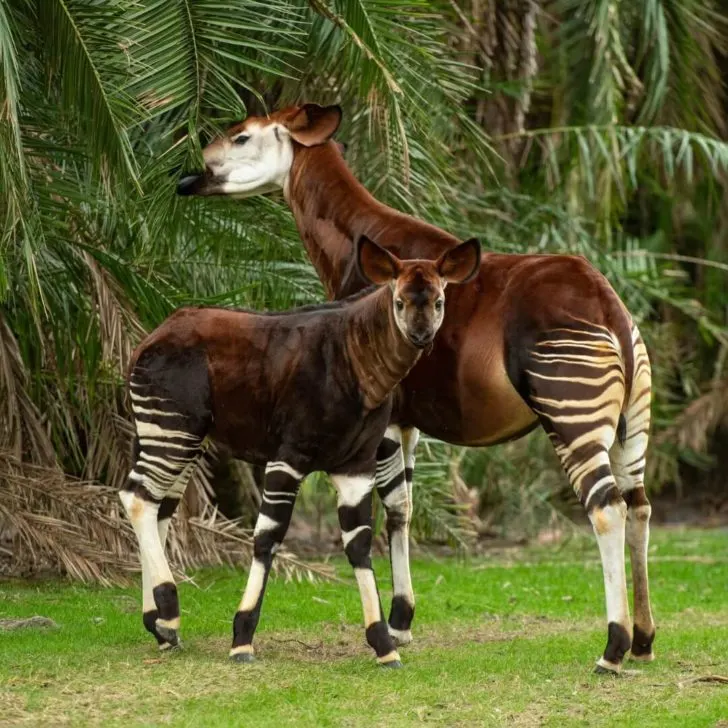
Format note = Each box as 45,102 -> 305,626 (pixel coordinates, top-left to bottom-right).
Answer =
375,426 -> 418,646
156,447 -> 217,552
551,438 -> 631,674
524,324 -> 633,674
121,441 -> 205,650
610,327 -> 655,662
121,357 -> 211,650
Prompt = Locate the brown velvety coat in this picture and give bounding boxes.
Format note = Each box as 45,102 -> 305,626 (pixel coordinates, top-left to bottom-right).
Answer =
129,288 -> 415,475
286,141 -> 634,446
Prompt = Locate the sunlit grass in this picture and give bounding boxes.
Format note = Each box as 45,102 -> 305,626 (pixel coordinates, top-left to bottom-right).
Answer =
1,527 -> 726,726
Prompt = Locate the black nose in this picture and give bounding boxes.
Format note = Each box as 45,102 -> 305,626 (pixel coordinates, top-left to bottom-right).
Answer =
177,173 -> 203,196
409,332 -> 434,349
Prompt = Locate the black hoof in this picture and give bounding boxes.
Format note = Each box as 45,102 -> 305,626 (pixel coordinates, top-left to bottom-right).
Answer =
380,660 -> 403,669
230,652 -> 256,664
159,640 -> 182,652
594,664 -> 620,676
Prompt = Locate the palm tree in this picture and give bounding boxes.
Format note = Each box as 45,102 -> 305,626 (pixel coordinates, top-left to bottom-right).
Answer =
1,0 -> 727,579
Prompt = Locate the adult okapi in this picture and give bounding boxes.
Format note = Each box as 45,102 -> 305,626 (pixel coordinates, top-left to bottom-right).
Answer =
177,104 -> 654,675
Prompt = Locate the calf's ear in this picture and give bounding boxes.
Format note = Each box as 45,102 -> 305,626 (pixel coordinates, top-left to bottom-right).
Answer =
356,236 -> 402,285
437,238 -> 481,284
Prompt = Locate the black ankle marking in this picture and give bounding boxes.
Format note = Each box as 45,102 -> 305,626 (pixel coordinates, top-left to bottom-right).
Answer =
404,467 -> 413,482
389,595 -> 415,631
142,609 -> 166,645
158,496 -> 180,520
604,621 -> 632,664
365,621 -> 396,658
232,609 -> 258,649
631,624 -> 655,656
152,582 -> 179,621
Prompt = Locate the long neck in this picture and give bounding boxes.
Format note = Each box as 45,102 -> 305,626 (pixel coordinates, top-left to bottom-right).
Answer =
345,287 -> 422,411
284,143 -> 459,300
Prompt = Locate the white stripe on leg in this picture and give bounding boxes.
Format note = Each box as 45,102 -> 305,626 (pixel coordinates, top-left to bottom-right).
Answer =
158,518 -> 172,550
336,475 -> 376,508
239,559 -> 267,612
354,567 -> 381,628
120,490 -> 156,613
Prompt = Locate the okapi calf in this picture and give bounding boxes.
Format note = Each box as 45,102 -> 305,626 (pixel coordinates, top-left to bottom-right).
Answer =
120,236 -> 480,667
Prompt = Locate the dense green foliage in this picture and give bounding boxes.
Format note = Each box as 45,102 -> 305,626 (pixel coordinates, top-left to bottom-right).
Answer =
2,528 -> 727,725
2,0 -> 728,539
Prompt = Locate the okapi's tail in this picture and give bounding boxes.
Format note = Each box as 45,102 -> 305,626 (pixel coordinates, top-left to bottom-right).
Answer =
607,290 -> 637,445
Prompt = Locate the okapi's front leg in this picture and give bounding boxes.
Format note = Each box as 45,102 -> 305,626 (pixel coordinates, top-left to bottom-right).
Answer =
375,426 -> 416,646
332,472 -> 402,667
230,461 -> 303,663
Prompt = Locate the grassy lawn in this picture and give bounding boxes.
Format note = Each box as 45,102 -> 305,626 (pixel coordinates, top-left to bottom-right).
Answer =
1,527 -> 727,727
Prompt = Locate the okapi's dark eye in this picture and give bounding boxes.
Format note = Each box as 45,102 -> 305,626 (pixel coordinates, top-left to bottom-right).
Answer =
395,299 -> 405,312
234,134 -> 250,145
435,299 -> 444,312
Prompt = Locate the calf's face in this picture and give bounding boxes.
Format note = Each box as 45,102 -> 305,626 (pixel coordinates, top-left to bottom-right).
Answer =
356,237 -> 481,349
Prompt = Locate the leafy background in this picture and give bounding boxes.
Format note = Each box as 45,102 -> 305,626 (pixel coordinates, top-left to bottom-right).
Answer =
2,0 -> 728,573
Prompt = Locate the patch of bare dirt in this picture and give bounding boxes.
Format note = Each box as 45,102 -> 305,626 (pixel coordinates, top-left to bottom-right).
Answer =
0,616 -> 58,631
192,614 -> 593,666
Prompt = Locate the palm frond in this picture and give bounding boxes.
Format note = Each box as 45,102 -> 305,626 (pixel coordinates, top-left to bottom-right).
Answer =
498,124 -> 728,208
556,0 -> 632,125
37,0 -> 139,184
0,314 -> 56,466
125,0 -> 307,171
0,0 -> 25,181
635,0 -> 726,133
4,0 -> 728,571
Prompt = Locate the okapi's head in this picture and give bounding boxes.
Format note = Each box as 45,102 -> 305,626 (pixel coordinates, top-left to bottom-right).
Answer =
177,104 -> 342,197
356,237 -> 481,349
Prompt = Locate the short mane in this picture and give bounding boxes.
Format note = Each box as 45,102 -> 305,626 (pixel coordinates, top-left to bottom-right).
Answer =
194,284 -> 379,317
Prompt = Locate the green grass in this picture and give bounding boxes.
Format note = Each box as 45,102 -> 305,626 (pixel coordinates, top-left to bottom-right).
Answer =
2,527 -> 727,727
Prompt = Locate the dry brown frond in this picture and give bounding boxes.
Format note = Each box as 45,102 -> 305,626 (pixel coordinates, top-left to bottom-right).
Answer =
655,380 -> 728,454
78,250 -> 148,486
0,452 -> 334,586
82,250 -> 146,373
0,314 -> 56,466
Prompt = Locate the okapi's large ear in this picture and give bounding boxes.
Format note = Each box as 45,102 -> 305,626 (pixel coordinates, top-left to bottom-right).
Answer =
356,236 -> 402,285
287,104 -> 342,147
437,238 -> 481,284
